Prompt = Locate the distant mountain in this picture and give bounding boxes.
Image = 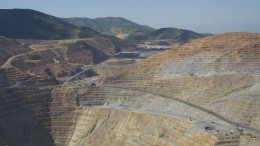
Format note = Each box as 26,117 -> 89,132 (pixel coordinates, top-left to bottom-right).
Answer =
141,27 -> 210,44
62,17 -> 208,44
0,9 -> 208,46
0,9 -> 102,40
62,17 -> 155,42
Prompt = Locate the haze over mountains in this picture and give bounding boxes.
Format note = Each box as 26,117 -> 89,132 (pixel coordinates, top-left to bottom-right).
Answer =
62,17 -> 208,44
0,8 -> 260,146
0,9 -> 102,40
62,17 -> 155,41
0,9 -> 208,46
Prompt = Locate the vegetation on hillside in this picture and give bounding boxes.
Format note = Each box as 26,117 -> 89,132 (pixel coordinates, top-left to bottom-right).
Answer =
0,9 -> 207,46
62,17 -> 209,44
0,8 -> 131,55
65,41 -> 109,64
62,17 -> 155,42
141,27 -> 210,43
0,9 -> 101,40
103,35 -> 128,52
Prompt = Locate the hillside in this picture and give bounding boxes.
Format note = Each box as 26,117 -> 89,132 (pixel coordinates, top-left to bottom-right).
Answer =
141,27 -> 209,45
0,9 -> 102,40
66,41 -> 109,65
62,17 -> 155,42
2,37 -> 129,79
62,17 -> 208,45
0,36 -> 32,65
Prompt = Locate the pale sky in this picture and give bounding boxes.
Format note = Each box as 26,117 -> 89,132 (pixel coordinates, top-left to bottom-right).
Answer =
1,0 -> 260,33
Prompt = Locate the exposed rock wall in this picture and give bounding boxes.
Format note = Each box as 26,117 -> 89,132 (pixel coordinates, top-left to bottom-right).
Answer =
69,108 -> 222,146
1,33 -> 260,146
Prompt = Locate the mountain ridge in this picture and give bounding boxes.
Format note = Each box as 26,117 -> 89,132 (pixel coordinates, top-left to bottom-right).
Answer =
61,17 -> 156,42
0,9 -> 102,40
141,27 -> 210,44
62,17 -> 209,44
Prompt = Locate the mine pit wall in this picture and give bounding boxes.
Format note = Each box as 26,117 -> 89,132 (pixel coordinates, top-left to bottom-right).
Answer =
112,38 -> 260,132
49,87 -> 80,146
0,83 -> 242,146
67,108 -> 241,146
0,66 -> 60,146
1,86 -> 81,146
0,66 -> 247,146
0,67 -> 30,88
0,65 -> 81,146
0,87 -> 53,146
71,85 -> 243,146
104,74 -> 260,134
2,32 -> 260,145
11,48 -> 66,72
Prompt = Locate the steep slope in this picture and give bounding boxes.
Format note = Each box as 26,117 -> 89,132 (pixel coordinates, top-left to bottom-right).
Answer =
53,32 -> 260,145
0,66 -> 59,145
0,9 -> 101,40
68,108 -> 222,146
7,37 -> 125,80
66,41 -> 109,65
62,17 -> 155,41
0,36 -> 31,66
1,32 -> 259,146
135,32 -> 260,76
117,32 -> 260,132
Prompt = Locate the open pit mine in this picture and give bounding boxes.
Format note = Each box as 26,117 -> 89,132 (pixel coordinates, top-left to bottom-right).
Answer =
0,32 -> 260,146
